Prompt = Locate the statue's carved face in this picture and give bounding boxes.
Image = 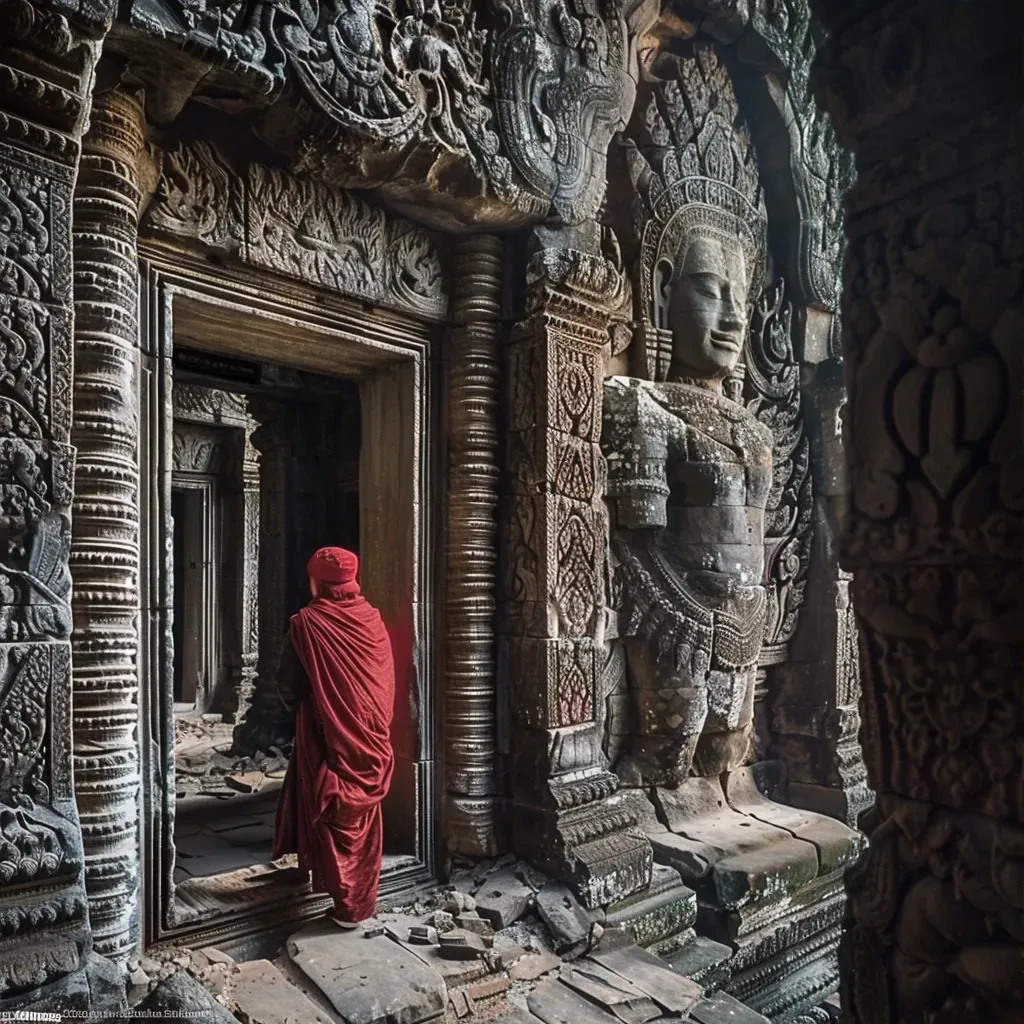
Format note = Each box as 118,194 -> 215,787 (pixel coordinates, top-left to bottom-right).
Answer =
662,234 -> 748,379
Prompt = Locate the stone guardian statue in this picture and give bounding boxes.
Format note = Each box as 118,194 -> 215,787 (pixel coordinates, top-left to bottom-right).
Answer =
603,44 -> 772,789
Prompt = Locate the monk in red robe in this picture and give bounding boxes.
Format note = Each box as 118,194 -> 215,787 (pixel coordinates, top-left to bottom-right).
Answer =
273,547 -> 395,927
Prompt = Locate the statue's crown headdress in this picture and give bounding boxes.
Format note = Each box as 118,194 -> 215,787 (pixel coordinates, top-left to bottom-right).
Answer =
627,42 -> 768,350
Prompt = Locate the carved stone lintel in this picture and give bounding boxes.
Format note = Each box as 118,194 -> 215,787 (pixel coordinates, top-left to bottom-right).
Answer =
144,143 -> 449,321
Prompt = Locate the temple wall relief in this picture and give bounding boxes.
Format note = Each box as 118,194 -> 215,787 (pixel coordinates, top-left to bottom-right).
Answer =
0,0 -> 127,1012
810,2 -> 1024,1021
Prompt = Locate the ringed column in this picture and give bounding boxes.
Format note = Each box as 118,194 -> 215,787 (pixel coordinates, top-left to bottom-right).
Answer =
502,244 -> 652,908
70,83 -> 148,965
444,235 -> 504,858
811,2 -> 1024,1021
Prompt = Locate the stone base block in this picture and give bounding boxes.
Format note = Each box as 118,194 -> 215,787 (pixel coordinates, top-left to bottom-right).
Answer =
604,863 -> 696,948
728,921 -> 841,1023
658,936 -> 733,994
0,965 -> 92,1017
514,785 -> 653,909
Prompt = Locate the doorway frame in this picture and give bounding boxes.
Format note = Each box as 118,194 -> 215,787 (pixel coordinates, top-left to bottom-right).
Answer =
137,241 -> 441,948
169,477 -> 219,710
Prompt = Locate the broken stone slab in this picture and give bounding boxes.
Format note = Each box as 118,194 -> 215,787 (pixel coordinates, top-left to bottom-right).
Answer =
409,926 -> 438,945
509,952 -> 561,982
438,928 -> 490,959
589,945 -> 703,1017
528,979 -> 621,1024
535,883 -> 605,955
474,866 -> 535,930
140,969 -> 239,1024
690,991 -> 770,1024
230,959 -> 333,1024
286,919 -> 447,1024
559,964 -> 661,1024
466,977 -> 511,1002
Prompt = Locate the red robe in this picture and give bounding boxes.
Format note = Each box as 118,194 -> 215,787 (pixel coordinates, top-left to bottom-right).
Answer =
273,583 -> 395,921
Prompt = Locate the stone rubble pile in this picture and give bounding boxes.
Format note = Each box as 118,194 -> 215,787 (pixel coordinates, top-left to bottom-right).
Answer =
174,712 -> 289,797
133,857 -> 790,1024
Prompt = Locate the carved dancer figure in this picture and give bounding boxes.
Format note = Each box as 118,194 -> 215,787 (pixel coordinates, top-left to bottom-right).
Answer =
603,44 -> 771,787
273,546 -> 395,926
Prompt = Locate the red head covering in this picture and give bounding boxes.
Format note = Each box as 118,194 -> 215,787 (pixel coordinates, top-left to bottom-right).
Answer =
307,547 -> 359,586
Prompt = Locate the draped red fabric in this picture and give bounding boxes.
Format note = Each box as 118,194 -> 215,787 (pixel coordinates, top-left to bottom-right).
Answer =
273,560 -> 395,923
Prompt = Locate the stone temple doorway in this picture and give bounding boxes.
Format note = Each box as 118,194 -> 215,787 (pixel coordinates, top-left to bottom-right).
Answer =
136,247 -> 439,948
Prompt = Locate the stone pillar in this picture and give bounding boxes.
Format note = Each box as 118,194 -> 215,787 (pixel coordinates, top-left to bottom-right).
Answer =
445,235 -> 503,858
0,5 -> 121,1011
236,428 -> 260,724
70,82 -> 148,966
232,401 -> 294,754
772,362 -> 871,829
810,2 -> 1024,1021
503,242 -> 652,908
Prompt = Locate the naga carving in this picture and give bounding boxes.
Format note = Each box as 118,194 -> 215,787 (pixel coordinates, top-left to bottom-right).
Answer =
128,0 -> 634,223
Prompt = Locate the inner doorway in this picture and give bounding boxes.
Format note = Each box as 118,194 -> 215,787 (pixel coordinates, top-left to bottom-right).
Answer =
169,355 -> 367,897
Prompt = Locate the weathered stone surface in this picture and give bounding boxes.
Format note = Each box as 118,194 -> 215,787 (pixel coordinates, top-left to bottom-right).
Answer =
560,964 -> 661,1023
690,991 -> 770,1024
652,780 -> 818,909
660,938 -> 733,995
722,769 -> 864,877
536,884 -> 604,954
141,970 -> 239,1023
474,867 -> 535,930
528,979 -> 621,1024
231,960 -> 333,1024
455,913 -> 494,938
286,921 -> 446,1024
509,953 -> 561,982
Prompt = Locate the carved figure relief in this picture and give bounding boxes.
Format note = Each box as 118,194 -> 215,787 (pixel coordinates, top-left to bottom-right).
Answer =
845,191 -> 1024,561
145,144 -> 448,320
604,43 -> 773,785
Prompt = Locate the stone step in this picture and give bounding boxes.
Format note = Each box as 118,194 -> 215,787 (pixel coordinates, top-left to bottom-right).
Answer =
230,959 -> 333,1024
657,936 -> 733,994
690,991 -> 771,1024
604,863 -> 697,948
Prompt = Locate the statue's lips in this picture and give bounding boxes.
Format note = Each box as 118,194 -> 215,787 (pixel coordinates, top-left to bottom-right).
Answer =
709,331 -> 742,352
